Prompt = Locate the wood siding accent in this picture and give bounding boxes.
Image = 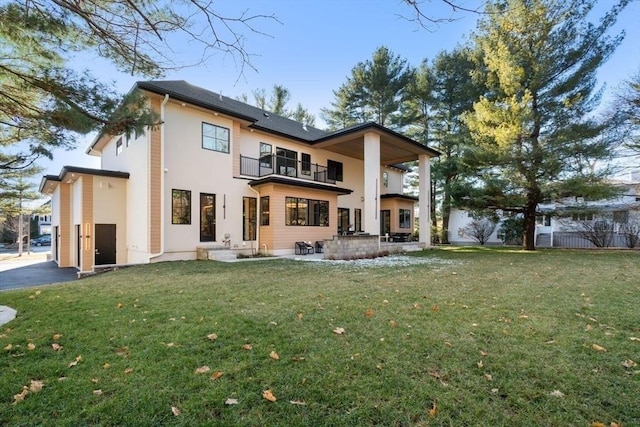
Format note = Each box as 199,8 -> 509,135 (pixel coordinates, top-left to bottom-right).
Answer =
149,97 -> 162,254
380,198 -> 415,234
255,183 -> 338,251
81,176 -> 94,272
58,184 -> 71,267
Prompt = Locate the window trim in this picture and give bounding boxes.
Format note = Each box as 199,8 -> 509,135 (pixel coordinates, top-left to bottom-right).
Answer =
285,197 -> 329,227
199,193 -> 215,242
260,196 -> 270,226
202,122 -> 230,153
399,209 -> 411,229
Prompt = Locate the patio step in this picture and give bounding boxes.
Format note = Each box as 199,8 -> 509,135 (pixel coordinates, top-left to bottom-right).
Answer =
536,233 -> 551,247
206,249 -> 237,261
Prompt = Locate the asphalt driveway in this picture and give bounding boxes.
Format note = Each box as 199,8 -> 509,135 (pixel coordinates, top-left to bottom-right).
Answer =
0,250 -> 78,291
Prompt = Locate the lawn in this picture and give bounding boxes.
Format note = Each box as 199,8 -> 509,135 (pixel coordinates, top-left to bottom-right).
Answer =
1,247 -> 639,426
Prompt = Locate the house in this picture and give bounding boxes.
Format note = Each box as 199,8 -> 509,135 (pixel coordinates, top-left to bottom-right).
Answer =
448,173 -> 640,247
40,80 -> 439,273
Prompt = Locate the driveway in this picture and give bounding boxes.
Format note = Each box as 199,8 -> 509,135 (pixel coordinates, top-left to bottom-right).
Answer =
0,249 -> 78,291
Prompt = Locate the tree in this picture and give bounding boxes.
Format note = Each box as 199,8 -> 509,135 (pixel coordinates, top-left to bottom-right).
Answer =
1,0 -> 276,169
0,166 -> 43,255
461,0 -> 630,250
612,71 -> 640,153
238,85 -> 316,126
463,217 -> 497,245
322,46 -> 414,130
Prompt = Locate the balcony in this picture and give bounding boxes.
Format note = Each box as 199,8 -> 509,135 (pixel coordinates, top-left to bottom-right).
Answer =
240,154 -> 337,184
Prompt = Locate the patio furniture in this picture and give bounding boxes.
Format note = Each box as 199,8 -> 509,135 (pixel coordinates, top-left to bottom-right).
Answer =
295,241 -> 314,255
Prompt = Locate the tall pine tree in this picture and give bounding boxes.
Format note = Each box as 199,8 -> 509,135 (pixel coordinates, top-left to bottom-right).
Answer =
462,0 -> 629,250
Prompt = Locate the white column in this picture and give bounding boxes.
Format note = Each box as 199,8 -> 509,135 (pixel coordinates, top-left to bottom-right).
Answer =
418,154 -> 431,247
363,132 -> 380,236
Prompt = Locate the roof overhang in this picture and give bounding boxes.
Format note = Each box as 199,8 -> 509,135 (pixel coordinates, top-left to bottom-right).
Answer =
248,176 -> 353,195
380,193 -> 419,202
312,123 -> 440,165
40,166 -> 130,194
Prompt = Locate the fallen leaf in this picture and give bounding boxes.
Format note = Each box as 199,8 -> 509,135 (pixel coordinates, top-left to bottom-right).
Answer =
4,344 -> 13,351
270,351 -> 280,361
550,390 -> 565,398
29,380 -> 44,393
621,359 -> 637,368
35,290 -> 41,296
116,303 -> 124,309
429,402 -> 437,417
333,327 -> 345,335
545,340 -> 556,344
52,334 -> 62,340
262,389 -> 277,402
296,312 -> 304,321
484,374 -> 493,381
477,360 -> 483,369
103,363 -> 111,369
592,344 -> 607,352
480,351 -> 488,357
52,343 -> 62,351
291,356 -> 306,362
115,346 -> 129,357
413,303 -> 423,309
211,371 -> 223,380
389,320 -> 398,328
519,314 -> 529,319
91,378 -> 99,384
630,337 -> 640,341
225,398 -> 239,405
207,333 -> 218,341
364,309 -> 375,318
590,423 -> 606,427
93,389 -> 103,396
195,365 -> 210,374
242,343 -> 253,351
585,324 -> 593,332
27,343 -> 36,351
490,388 -> 499,393
58,377 -> 67,381
431,305 -> 440,312
12,386 -> 29,405
290,400 -> 306,405
68,355 -> 82,368
171,406 -> 180,416
610,423 -> 621,427
124,368 -> 133,374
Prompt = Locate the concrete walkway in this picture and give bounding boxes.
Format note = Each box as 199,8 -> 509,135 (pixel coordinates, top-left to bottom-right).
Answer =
0,305 -> 17,326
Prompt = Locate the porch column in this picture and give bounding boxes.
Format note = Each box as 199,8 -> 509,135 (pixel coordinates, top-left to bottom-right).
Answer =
363,132 -> 380,236
418,154 -> 431,247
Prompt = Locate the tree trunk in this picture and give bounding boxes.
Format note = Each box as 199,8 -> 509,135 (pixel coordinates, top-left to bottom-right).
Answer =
522,199 -> 537,251
441,178 -> 452,244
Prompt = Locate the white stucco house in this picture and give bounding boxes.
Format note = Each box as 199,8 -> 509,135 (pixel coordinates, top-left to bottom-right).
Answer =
40,80 -> 439,273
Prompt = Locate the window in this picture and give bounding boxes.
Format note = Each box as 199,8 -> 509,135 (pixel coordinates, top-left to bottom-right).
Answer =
276,147 -> 297,176
260,143 -> 272,168
338,208 -> 350,234
354,208 -> 362,232
116,137 -> 123,156
399,209 -> 411,228
536,215 -> 551,226
172,189 -> 191,224
571,212 -> 594,221
301,153 -> 311,175
382,172 -> 389,187
286,197 -> 329,226
202,123 -> 230,153
327,160 -> 343,182
613,210 -> 628,224
260,196 -> 270,226
243,197 -> 257,240
200,193 -> 215,241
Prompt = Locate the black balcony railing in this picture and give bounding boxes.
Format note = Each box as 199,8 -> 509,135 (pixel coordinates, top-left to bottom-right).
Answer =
240,154 -> 336,184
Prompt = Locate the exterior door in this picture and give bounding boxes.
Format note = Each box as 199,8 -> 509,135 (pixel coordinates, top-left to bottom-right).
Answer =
95,224 -> 117,265
380,210 -> 391,236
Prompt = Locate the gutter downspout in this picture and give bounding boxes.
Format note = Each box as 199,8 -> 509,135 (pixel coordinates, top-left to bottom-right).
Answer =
149,94 -> 169,261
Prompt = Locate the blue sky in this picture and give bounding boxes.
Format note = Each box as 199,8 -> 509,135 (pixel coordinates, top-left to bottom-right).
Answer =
41,0 -> 640,177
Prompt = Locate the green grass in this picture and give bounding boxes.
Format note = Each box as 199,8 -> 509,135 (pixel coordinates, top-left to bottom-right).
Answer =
1,247 -> 639,426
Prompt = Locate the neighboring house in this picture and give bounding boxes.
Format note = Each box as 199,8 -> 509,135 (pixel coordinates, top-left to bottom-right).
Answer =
448,174 -> 640,248
40,80 -> 438,273
32,214 -> 52,236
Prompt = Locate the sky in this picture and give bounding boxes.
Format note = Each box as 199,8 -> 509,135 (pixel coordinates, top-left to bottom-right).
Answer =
40,0 -> 640,180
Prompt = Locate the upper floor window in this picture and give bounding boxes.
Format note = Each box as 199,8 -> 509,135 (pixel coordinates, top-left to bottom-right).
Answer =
202,123 -> 229,153
116,137 -> 123,156
301,153 -> 311,175
260,143 -> 272,168
327,160 -> 343,182
382,172 -> 389,187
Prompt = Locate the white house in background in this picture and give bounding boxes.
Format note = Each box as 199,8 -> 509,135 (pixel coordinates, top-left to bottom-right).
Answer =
448,173 -> 640,247
40,80 -> 439,274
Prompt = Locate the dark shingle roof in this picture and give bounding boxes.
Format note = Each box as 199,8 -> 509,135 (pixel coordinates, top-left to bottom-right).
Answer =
137,80 -> 327,142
